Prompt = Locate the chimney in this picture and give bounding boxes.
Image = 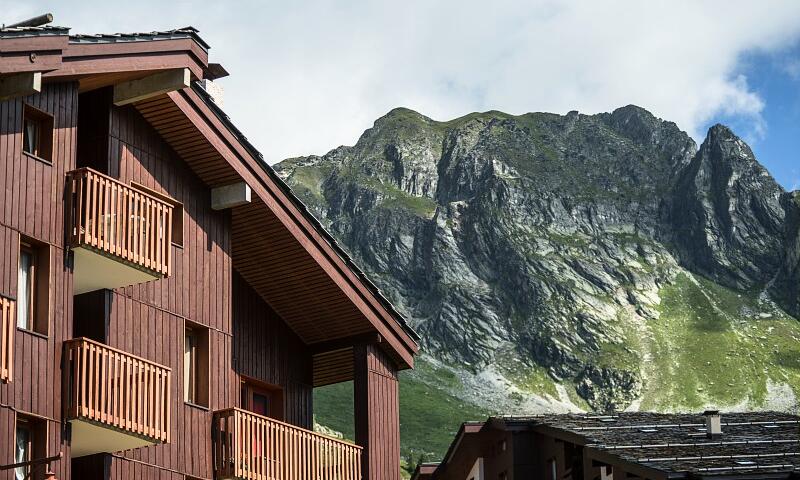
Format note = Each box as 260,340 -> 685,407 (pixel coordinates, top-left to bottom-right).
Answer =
703,410 -> 722,439
200,80 -> 224,108
200,63 -> 229,108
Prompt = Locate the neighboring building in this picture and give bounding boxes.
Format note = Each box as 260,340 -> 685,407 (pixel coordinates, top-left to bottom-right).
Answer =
0,17 -> 418,480
414,412 -> 800,480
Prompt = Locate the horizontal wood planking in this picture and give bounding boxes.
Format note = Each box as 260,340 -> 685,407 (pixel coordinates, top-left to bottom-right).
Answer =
66,167 -> 174,277
213,407 -> 362,480
64,337 -> 171,443
0,295 -> 13,382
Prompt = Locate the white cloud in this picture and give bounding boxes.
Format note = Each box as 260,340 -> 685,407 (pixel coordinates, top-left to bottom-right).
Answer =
8,0 -> 800,162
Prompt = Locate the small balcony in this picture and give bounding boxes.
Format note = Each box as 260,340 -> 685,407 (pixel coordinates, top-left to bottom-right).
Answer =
212,408 -> 362,480
64,337 -> 171,457
0,294 -> 14,383
66,168 -> 174,294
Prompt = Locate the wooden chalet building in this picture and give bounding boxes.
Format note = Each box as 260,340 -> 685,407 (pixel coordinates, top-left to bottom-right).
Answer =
0,15 -> 418,480
413,412 -> 800,480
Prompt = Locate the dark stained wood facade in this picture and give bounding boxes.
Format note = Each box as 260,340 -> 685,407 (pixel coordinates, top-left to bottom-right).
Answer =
0,24 -> 417,480
355,344 -> 401,480
0,82 -> 78,480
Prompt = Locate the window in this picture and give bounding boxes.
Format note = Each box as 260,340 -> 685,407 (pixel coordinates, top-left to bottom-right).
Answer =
184,323 -> 208,406
15,419 -> 31,480
15,415 -> 46,480
17,238 -> 49,335
22,104 -> 54,163
241,378 -> 284,420
17,245 -> 34,330
131,182 -> 184,248
548,458 -> 557,480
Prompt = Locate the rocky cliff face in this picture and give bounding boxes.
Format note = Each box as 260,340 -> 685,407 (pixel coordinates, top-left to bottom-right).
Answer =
773,192 -> 800,317
276,106 -> 800,412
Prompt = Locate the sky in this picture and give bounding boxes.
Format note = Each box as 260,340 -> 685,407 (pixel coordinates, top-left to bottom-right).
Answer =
4,0 -> 800,190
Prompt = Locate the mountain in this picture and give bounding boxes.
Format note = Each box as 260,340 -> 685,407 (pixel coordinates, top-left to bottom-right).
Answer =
276,106 -> 800,460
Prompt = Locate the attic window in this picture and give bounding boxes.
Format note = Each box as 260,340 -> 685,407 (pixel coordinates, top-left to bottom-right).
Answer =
735,460 -> 756,466
22,104 -> 54,163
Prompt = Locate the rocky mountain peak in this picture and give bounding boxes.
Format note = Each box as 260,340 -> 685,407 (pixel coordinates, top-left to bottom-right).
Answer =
279,106 -> 800,413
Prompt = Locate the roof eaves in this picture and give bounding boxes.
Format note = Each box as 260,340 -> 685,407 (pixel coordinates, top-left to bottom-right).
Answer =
0,25 -> 70,37
69,26 -> 210,51
189,81 -> 420,344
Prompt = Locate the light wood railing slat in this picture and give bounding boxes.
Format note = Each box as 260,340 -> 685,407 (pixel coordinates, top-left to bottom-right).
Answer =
0,296 -> 14,383
212,407 -> 362,480
63,337 -> 171,445
65,168 -> 173,279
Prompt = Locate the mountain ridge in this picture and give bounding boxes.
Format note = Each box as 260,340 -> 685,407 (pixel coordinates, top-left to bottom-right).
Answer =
276,105 -> 800,420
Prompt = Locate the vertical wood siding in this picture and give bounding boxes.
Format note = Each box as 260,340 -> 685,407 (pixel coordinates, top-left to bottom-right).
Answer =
0,83 -> 77,480
0,83 -> 384,480
354,344 -> 400,480
232,271 -> 313,429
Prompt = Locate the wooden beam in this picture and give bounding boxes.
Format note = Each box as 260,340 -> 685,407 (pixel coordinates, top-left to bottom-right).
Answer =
211,181 -> 251,210
113,68 -> 190,106
310,332 -> 382,355
0,72 -> 41,101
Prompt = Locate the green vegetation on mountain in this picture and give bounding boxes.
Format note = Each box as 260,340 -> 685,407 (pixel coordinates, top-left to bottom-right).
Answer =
279,105 -> 800,466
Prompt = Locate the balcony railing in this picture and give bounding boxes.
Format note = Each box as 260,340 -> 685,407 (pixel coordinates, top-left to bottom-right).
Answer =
213,408 -> 362,480
66,168 -> 173,293
64,337 -> 171,456
0,294 -> 14,383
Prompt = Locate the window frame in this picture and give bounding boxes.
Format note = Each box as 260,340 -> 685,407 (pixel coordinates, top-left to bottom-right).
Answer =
240,377 -> 284,420
183,321 -> 209,407
15,417 -> 33,480
17,243 -> 36,331
16,236 -> 50,337
22,104 -> 54,164
15,414 -> 47,480
184,326 -> 197,404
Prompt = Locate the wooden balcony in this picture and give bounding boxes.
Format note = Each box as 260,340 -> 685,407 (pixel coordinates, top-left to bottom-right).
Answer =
213,408 -> 362,480
0,295 -> 13,383
64,337 -> 171,457
66,168 -> 173,294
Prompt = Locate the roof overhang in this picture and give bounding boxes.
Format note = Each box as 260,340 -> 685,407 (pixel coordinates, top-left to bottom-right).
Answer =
155,86 -> 419,373
1,27 -> 209,93
1,24 -> 419,382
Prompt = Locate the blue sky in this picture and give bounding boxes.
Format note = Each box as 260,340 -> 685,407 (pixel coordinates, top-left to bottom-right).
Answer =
5,1 -> 800,190
705,44 -> 800,190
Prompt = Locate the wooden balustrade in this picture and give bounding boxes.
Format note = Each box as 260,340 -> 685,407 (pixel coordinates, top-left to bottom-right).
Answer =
64,337 -> 171,444
213,408 -> 362,480
0,295 -> 14,383
66,167 -> 173,277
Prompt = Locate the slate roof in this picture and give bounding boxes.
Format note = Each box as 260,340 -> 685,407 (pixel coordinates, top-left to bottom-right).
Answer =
0,25 -> 69,36
0,17 -> 419,344
505,412 -> 800,477
70,27 -> 210,50
0,24 -> 209,51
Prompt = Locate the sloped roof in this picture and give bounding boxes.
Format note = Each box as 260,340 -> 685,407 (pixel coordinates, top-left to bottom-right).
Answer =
502,412 -> 800,476
0,21 -> 419,370
192,83 -> 419,343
